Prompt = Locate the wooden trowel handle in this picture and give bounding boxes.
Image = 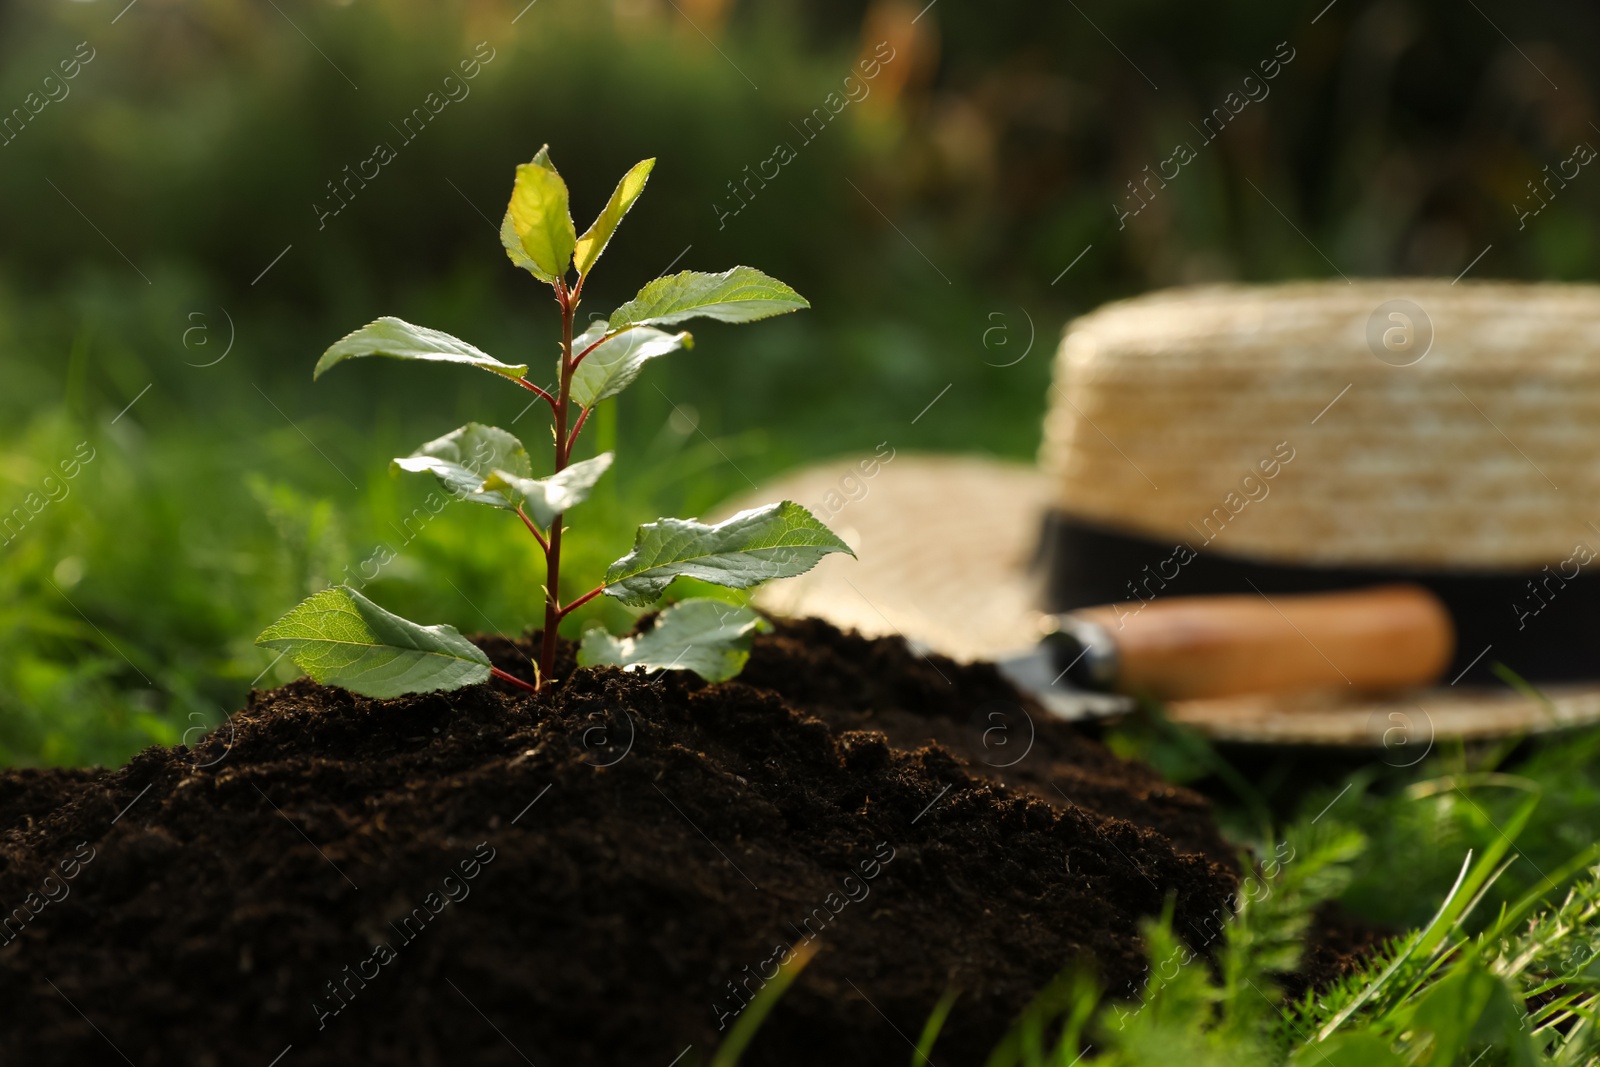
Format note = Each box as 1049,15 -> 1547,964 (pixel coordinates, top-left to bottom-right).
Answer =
1071,583 -> 1455,701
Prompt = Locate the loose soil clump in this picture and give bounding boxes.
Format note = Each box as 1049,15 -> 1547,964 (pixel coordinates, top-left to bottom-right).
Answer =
1,619 -> 1241,1065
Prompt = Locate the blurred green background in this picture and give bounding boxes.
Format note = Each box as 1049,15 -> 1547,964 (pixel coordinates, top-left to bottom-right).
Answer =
2,0 -> 1597,767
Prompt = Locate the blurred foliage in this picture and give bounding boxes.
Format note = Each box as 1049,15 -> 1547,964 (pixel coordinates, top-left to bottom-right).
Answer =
1104,708 -> 1600,943
1,0 -> 1598,772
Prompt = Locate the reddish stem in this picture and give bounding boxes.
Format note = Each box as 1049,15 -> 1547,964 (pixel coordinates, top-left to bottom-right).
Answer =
566,406 -> 591,454
558,585 -> 605,619
515,377 -> 559,412
515,506 -> 548,555
489,665 -> 539,693
570,334 -> 607,370
538,278 -> 576,685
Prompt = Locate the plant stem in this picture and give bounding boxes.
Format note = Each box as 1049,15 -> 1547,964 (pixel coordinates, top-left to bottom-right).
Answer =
569,333 -> 608,369
558,585 -> 605,619
570,322 -> 638,371
538,278 -> 577,686
514,377 -> 559,412
566,406 -> 591,454
489,665 -> 539,693
515,506 -> 548,555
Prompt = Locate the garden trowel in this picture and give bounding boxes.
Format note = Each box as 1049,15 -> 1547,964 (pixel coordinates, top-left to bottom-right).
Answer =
995,583 -> 1455,721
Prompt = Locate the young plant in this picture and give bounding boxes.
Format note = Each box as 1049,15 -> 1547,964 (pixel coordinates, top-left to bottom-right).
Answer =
256,147 -> 853,696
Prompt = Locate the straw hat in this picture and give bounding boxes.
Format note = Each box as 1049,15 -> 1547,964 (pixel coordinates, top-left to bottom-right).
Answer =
720,280 -> 1600,748
1041,280 -> 1600,568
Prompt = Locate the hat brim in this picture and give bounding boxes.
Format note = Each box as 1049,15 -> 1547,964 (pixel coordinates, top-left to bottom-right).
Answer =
718,453 -> 1051,663
1167,685 -> 1600,748
717,454 -> 1600,748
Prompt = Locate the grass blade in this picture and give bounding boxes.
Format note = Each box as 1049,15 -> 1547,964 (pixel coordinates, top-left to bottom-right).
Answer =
1315,851 -> 1474,1041
709,940 -> 819,1067
912,987 -> 960,1067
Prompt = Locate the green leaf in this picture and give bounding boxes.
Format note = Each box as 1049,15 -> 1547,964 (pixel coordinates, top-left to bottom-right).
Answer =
607,267 -> 809,331
1401,959 -> 1540,1067
391,423 -> 530,509
500,212 -> 543,277
255,585 -> 491,698
574,157 -> 655,277
577,598 -> 772,682
502,145 -> 575,282
602,501 -> 854,607
569,320 -> 693,408
315,317 -> 529,381
481,452 -> 614,527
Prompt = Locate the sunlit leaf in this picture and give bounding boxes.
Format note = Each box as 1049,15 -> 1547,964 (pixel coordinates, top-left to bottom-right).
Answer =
481,452 -> 614,528
391,423 -> 530,509
574,157 -> 655,277
500,212 -> 543,277
577,598 -> 771,682
502,145 -> 575,282
314,317 -> 529,381
570,319 -> 692,408
255,585 -> 490,698
607,267 -> 809,331
602,501 -> 853,607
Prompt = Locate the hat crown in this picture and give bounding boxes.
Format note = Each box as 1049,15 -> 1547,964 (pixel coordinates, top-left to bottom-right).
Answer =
1041,280 -> 1600,569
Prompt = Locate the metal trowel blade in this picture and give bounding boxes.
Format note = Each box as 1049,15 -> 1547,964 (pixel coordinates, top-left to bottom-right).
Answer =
994,644 -> 1135,722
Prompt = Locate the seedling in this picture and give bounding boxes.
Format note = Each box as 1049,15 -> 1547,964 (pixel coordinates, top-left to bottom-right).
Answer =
256,147 -> 853,696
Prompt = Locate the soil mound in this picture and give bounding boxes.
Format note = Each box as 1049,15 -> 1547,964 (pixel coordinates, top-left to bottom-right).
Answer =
0,619 -> 1239,1065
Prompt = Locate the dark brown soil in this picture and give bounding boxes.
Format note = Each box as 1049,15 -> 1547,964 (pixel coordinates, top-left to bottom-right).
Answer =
1281,902 -> 1397,1003
0,619 -> 1242,1066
